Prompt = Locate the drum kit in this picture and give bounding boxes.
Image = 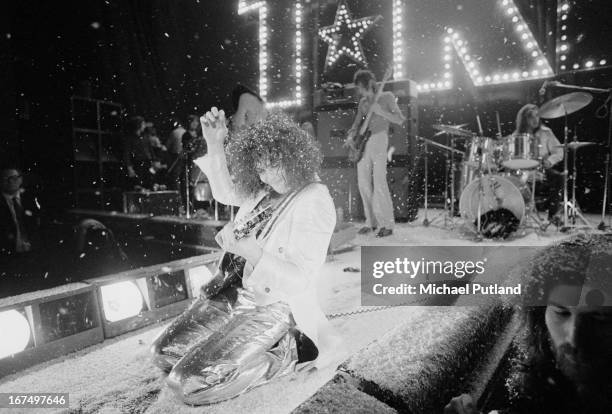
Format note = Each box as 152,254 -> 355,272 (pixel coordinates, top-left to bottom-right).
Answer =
418,90 -> 602,239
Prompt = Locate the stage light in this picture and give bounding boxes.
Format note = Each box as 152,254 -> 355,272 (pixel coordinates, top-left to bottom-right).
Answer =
601,59 -> 607,66
585,60 -> 594,68
238,1 -> 303,108
100,281 -> 144,322
0,310 -> 31,359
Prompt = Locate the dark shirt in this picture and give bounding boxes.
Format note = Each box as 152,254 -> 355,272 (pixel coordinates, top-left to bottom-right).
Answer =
123,133 -> 153,167
0,191 -> 42,255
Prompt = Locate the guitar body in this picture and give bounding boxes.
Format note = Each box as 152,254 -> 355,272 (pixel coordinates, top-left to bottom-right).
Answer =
347,67 -> 393,164
349,127 -> 371,163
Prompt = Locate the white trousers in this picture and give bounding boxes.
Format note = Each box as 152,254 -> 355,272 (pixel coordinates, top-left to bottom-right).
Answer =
357,131 -> 395,229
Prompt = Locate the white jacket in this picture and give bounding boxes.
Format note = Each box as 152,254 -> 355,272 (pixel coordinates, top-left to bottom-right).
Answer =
194,152 -> 336,351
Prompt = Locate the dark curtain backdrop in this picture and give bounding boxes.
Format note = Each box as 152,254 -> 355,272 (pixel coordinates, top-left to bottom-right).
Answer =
3,0 -> 261,211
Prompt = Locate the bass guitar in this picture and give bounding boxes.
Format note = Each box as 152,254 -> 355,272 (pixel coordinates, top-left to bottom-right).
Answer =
348,67 -> 393,163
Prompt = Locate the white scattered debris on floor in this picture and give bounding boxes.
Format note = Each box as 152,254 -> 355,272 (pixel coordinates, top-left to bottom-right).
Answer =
0,211 -> 601,414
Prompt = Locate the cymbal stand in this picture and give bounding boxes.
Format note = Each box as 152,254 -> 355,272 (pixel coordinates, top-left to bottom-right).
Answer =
450,135 -> 457,221
565,130 -> 593,229
423,137 -> 431,226
539,80 -> 610,228
184,158 -> 191,219
417,135 -> 459,228
523,167 -> 548,233
562,107 -> 569,227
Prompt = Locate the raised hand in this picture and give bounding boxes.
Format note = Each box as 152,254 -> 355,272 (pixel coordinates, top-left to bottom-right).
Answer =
200,107 -> 228,146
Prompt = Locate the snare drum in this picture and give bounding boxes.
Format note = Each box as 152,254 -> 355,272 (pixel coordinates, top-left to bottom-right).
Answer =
502,133 -> 539,170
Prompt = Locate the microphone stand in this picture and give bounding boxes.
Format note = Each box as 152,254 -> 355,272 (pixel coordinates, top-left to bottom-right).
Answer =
548,81 -> 612,229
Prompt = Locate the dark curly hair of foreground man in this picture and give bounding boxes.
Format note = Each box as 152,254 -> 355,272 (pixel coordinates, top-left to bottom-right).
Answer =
445,233 -> 612,414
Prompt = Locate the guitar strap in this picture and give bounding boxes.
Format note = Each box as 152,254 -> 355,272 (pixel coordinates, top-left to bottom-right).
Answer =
258,182 -> 318,242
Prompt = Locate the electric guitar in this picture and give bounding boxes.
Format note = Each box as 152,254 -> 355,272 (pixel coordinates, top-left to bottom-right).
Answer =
348,67 -> 393,163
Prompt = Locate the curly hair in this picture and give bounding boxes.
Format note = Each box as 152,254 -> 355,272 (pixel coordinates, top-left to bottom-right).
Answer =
225,111 -> 323,198
505,233 -> 612,412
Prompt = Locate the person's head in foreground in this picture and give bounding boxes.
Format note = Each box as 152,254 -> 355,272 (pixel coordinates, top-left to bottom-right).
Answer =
226,111 -> 322,196
445,233 -> 612,414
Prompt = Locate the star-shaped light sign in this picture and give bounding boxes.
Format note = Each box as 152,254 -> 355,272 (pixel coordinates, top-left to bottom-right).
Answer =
318,0 -> 381,70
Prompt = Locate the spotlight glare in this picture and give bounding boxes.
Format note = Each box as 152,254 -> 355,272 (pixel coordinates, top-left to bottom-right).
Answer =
0,310 -> 31,359
100,281 -> 144,322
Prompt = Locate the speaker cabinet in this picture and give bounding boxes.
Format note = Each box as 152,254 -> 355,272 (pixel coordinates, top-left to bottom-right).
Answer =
315,97 -> 420,223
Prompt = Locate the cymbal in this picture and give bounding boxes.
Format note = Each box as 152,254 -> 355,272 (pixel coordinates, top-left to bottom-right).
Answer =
539,92 -> 593,119
553,141 -> 597,150
432,124 -> 474,138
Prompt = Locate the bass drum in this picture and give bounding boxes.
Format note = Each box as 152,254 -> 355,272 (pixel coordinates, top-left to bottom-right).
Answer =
459,175 -> 530,237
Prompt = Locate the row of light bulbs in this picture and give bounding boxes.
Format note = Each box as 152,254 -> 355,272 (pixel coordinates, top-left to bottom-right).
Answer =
556,2 -> 608,72
238,1 -> 304,108
392,0 -> 404,79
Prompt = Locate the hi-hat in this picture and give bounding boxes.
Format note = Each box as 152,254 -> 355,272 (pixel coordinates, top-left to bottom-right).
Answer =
432,124 -> 474,138
539,92 -> 593,119
553,141 -> 597,150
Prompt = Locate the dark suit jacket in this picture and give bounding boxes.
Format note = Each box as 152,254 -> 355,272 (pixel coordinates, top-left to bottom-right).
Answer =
0,191 -> 42,255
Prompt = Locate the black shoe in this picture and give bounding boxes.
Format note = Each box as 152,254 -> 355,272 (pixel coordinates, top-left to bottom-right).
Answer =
358,226 -> 375,234
375,227 -> 393,237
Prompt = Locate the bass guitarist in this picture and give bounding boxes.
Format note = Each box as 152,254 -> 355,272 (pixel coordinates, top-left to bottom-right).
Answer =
345,69 -> 405,237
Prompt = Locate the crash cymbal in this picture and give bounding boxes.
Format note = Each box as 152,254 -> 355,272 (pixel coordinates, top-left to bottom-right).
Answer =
539,92 -> 593,119
553,141 -> 597,150
432,124 -> 474,138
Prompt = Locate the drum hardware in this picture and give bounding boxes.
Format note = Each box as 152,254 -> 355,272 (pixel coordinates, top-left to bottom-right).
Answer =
459,114 -> 549,238
501,133 -> 540,170
432,124 -> 475,138
539,92 -> 593,119
553,141 -> 597,150
559,132 -> 595,230
432,123 -> 469,138
540,91 -> 595,229
416,135 -> 463,228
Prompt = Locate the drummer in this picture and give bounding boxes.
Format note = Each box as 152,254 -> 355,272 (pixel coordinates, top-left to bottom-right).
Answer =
511,104 -> 564,224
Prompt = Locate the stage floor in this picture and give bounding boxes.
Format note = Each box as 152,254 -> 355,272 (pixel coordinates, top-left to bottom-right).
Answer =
0,209 -> 606,413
